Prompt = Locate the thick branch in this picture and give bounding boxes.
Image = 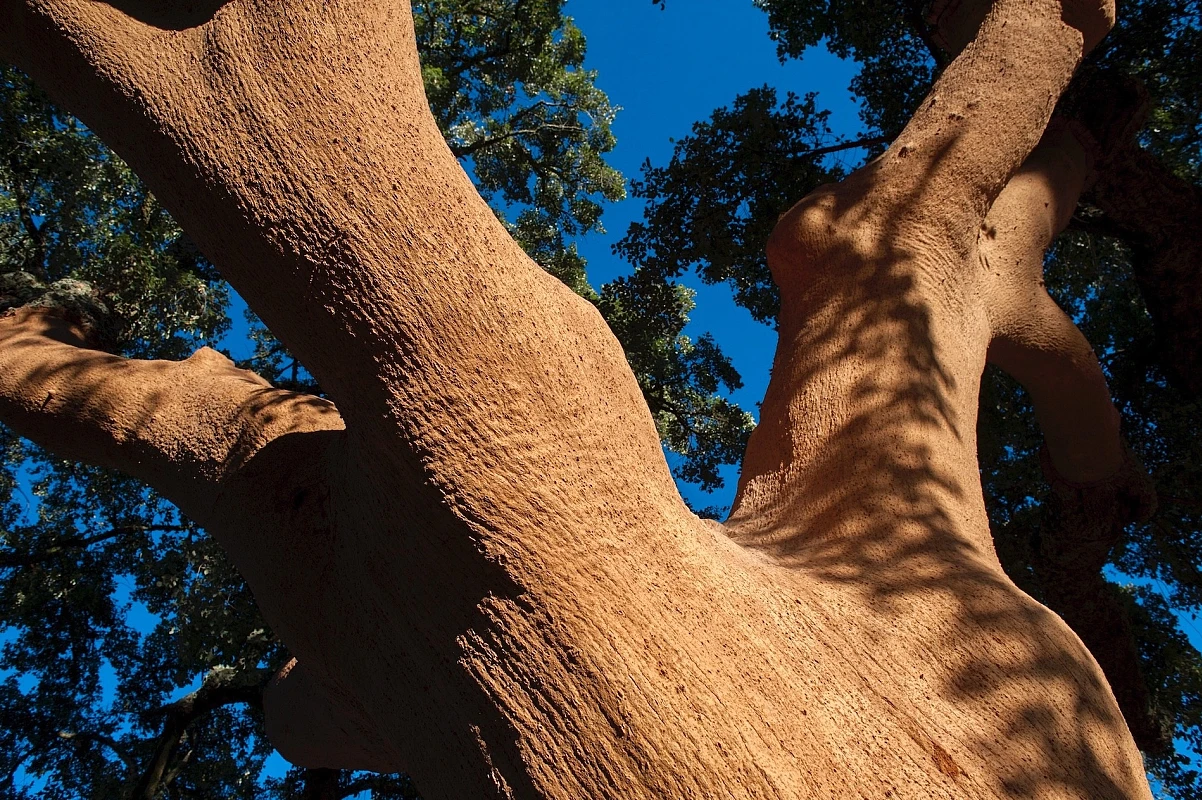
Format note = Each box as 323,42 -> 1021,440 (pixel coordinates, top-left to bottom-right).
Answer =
0,0 -> 662,455
0,307 -> 342,522
0,2 -> 1158,796
132,666 -> 272,800
735,0 -> 1111,540
0,0 -> 680,552
981,124 -> 1123,482
978,125 -> 1164,750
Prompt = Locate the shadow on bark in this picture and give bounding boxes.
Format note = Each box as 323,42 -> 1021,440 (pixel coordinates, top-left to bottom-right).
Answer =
726,141 -> 1141,797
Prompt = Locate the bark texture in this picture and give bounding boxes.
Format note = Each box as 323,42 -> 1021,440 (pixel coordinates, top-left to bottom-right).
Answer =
0,0 -> 1154,797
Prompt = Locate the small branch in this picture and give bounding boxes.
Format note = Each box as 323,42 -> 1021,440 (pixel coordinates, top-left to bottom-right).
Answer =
300,768 -> 343,800
330,772 -> 417,800
57,729 -> 137,771
450,119 -> 587,159
1157,494 -> 1202,513
790,134 -> 891,161
0,524 -> 189,569
1064,212 -> 1128,240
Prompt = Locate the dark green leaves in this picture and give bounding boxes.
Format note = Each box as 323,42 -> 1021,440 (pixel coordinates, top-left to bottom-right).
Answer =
616,86 -> 845,325
0,67 -> 230,361
598,272 -> 754,492
415,0 -> 625,280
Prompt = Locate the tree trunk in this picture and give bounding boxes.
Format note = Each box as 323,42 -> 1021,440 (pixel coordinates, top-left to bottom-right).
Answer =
0,0 -> 1153,797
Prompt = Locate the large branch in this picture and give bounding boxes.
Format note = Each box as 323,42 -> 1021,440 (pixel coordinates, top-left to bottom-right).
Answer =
0,307 -> 341,522
724,0 -> 1151,790
978,124 -> 1165,752
731,0 -> 1108,550
0,0 -> 672,502
981,124 -> 1122,482
132,665 -> 273,800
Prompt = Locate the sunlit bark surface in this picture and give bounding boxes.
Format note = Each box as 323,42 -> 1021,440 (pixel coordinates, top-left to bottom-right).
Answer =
0,0 -> 1154,796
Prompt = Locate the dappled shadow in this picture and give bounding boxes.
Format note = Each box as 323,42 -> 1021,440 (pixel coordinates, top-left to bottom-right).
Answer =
722,132 -> 1144,796
0,309 -> 340,508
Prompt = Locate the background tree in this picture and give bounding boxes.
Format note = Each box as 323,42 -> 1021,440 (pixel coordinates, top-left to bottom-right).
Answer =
0,0 -> 1194,797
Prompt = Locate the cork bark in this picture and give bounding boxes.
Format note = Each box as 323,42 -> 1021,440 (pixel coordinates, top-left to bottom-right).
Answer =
0,0 -> 1155,796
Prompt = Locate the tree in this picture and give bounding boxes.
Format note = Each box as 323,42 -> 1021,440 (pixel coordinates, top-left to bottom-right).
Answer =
0,0 -> 1179,797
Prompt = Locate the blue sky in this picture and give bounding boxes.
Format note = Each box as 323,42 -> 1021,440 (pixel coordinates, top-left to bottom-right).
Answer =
562,0 -> 864,509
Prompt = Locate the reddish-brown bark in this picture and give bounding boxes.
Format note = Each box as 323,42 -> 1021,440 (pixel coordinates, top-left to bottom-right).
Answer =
0,0 -> 1157,796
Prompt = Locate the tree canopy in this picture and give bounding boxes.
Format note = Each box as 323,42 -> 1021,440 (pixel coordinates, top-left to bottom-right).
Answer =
0,0 -> 1200,796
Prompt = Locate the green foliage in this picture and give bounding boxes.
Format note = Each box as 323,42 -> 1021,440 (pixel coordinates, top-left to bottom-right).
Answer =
598,272 -> 754,492
0,69 -> 229,360
753,0 -> 940,134
616,86 -> 845,324
415,0 -> 626,293
1092,0 -> 1201,180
